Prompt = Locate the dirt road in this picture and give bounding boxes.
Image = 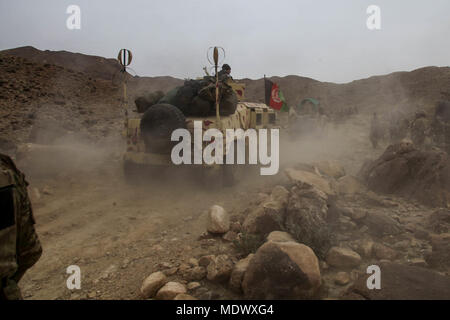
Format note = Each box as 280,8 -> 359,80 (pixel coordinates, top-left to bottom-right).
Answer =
18,114 -> 386,300
20,156 -> 288,299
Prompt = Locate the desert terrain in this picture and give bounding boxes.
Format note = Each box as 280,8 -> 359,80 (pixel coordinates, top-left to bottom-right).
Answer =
1,46 -> 449,300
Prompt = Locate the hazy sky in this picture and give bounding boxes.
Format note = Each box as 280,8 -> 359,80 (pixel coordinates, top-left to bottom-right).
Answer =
0,0 -> 449,83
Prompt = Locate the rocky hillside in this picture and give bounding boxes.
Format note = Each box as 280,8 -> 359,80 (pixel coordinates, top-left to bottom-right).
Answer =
0,53 -> 122,151
1,46 -> 449,153
2,46 -> 123,81
5,46 -> 449,115
241,67 -> 450,115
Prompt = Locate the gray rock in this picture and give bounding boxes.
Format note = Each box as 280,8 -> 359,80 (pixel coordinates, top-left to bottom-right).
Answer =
425,233 -> 450,269
343,262 -> 450,300
242,185 -> 290,236
229,254 -> 254,292
373,243 -> 398,260
174,293 -> 197,300
187,282 -> 201,290
355,239 -> 374,258
242,241 -> 321,299
363,211 -> 403,236
266,231 -> 296,243
285,168 -> 334,195
140,271 -> 167,299
242,203 -> 285,236
336,175 -> 365,195
206,255 -> 234,283
222,230 -> 238,242
284,185 -> 331,258
207,205 -> 230,234
351,208 -> 367,221
358,142 -> 450,207
198,255 -> 215,267
334,271 -> 351,286
326,247 -> 362,268
156,282 -> 187,300
409,258 -> 428,268
429,209 -> 450,233
184,266 -> 207,281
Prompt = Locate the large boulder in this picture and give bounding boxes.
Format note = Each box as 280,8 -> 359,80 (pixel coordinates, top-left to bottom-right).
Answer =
314,160 -> 346,179
242,204 -> 284,235
343,262 -> 450,300
284,185 -> 331,258
242,241 -> 321,299
174,294 -> 197,300
359,141 -> 450,207
269,185 -> 290,205
156,282 -> 187,300
285,168 -> 334,196
362,210 -> 403,237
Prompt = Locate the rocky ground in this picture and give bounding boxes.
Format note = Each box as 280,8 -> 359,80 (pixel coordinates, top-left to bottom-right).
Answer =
15,123 -> 450,300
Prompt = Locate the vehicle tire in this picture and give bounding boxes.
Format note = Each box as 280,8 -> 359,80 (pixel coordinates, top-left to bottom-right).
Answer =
188,96 -> 213,117
135,91 -> 165,113
140,103 -> 186,154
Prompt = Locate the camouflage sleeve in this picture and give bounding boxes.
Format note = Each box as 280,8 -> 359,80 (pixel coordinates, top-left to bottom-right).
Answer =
12,168 -> 42,282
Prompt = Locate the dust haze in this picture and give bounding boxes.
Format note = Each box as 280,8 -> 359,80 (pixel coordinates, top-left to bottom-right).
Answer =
1,0 -> 450,302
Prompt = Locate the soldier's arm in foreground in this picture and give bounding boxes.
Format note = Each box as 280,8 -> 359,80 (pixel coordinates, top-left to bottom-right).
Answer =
12,169 -> 42,283
0,155 -> 42,299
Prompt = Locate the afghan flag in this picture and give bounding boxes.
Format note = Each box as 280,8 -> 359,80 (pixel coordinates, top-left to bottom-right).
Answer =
265,78 -> 289,112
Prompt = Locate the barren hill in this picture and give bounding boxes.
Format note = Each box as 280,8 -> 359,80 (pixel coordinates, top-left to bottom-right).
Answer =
241,67 -> 450,115
0,52 -> 122,150
1,46 -> 449,153
2,46 -> 123,81
1,46 -> 184,102
4,46 -> 449,116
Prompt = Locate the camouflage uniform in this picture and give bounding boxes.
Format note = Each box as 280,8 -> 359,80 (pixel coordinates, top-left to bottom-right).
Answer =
218,69 -> 231,81
0,153 -> 42,300
218,64 -> 232,82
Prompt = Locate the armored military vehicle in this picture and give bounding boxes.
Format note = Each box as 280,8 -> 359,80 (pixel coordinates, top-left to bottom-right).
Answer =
123,49 -> 278,187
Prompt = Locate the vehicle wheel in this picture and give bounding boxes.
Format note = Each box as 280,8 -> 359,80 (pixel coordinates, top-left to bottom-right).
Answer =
140,103 -> 186,154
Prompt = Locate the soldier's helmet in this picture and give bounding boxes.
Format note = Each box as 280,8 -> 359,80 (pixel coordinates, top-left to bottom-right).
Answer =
222,64 -> 231,71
